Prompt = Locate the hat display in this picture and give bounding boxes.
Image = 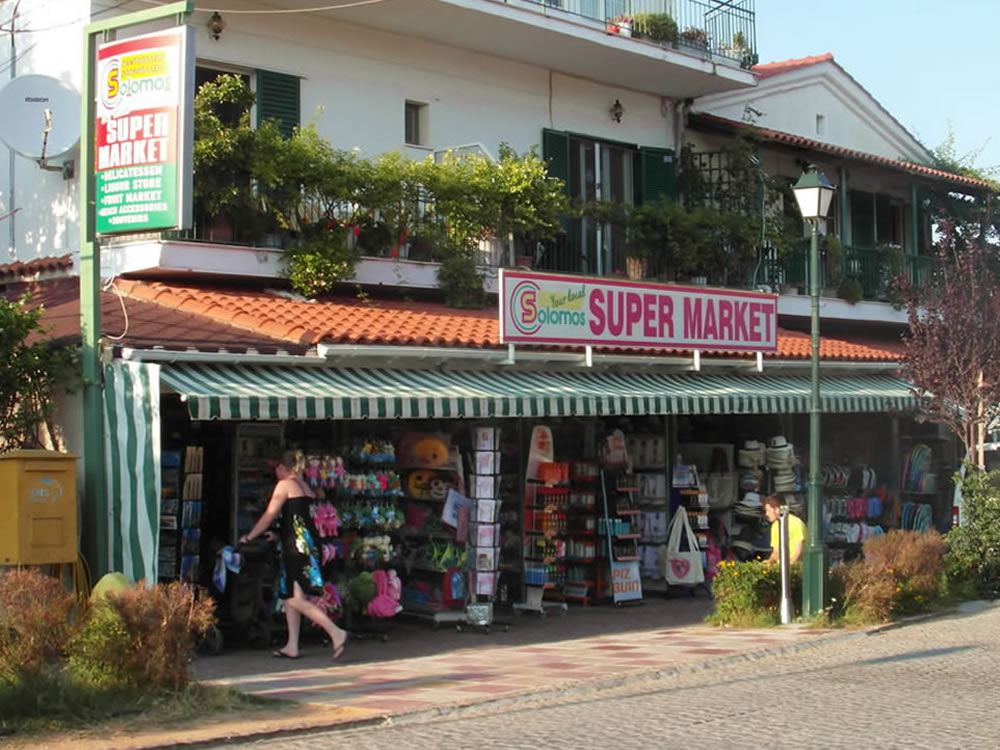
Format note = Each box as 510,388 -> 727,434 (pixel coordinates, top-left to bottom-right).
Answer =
769,435 -> 788,449
738,440 -> 765,469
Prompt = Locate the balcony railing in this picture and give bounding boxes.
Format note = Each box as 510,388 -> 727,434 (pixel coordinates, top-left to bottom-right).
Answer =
761,241 -> 934,301
517,0 -> 757,66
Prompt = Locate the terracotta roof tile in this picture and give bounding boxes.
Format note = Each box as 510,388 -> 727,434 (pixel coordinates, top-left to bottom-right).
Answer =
753,53 -> 834,79
1,278 -> 310,355
689,112 -> 992,191
0,254 -> 74,280
110,280 -> 902,363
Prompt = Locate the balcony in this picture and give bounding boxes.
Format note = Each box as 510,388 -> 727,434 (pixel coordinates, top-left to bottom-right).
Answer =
256,0 -> 757,99
518,0 -> 757,67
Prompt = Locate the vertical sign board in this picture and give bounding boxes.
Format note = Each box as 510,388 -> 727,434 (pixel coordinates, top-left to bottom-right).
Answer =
610,559 -> 642,603
95,26 -> 194,234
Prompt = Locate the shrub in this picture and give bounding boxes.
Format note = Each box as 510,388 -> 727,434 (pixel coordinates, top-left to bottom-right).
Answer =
838,530 -> 945,622
945,468 -> 1000,599
68,582 -> 216,692
0,568 -> 76,685
708,560 -> 801,627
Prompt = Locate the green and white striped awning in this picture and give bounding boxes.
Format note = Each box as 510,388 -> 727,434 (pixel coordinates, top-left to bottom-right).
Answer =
159,364 -> 919,421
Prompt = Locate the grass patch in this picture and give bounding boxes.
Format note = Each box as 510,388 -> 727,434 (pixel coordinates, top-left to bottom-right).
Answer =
0,680 -> 284,738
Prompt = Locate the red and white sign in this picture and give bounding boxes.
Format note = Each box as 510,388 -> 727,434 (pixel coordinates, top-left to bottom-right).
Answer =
499,270 -> 778,353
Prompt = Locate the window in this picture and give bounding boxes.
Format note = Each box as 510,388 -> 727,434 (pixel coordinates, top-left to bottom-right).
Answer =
815,114 -> 826,136
196,66 -> 251,127
405,101 -> 428,146
195,65 -> 301,137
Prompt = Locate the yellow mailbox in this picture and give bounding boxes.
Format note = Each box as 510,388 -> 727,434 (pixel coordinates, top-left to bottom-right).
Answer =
0,450 -> 78,565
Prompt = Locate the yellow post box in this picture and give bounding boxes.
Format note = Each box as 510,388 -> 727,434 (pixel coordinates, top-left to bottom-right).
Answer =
0,450 -> 79,565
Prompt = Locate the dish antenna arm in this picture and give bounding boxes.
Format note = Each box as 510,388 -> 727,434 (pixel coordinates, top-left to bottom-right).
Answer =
38,108 -> 74,180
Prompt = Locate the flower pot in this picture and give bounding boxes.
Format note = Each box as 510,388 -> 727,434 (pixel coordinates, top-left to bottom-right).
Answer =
625,256 -> 646,280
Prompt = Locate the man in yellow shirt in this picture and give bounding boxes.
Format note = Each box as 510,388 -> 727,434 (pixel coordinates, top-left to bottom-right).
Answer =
763,495 -> 806,564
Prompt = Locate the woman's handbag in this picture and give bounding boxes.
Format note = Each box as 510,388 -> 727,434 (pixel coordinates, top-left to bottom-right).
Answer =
662,506 -> 705,586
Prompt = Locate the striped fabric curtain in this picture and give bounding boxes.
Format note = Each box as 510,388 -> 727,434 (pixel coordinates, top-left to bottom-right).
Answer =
103,361 -> 162,583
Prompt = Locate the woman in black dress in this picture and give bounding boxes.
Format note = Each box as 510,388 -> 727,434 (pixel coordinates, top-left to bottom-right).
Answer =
240,450 -> 347,660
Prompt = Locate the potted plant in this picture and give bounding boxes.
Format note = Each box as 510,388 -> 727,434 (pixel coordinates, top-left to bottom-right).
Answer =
679,27 -> 709,50
631,12 -> 678,46
606,13 -> 633,37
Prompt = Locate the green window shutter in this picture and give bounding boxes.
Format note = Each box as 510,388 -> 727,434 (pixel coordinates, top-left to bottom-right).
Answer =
255,70 -> 300,138
542,128 -> 570,195
637,147 -> 676,204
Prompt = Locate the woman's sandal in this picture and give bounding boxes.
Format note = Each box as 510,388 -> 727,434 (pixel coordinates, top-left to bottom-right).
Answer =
332,636 -> 346,662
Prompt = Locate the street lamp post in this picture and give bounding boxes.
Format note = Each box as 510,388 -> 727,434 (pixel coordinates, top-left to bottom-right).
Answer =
792,165 -> 835,619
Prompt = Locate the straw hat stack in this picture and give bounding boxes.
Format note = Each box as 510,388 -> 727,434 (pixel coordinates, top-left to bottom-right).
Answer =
766,436 -> 797,493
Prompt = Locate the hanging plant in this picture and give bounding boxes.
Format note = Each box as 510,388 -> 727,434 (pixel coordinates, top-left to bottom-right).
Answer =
283,220 -> 359,298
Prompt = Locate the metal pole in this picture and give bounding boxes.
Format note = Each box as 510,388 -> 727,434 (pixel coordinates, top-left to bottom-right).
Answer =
802,218 -> 826,618
78,1 -> 193,579
779,506 -> 792,625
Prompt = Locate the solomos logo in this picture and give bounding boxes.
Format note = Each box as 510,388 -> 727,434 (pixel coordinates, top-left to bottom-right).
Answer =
510,280 -> 541,336
99,50 -> 172,111
509,280 -> 588,335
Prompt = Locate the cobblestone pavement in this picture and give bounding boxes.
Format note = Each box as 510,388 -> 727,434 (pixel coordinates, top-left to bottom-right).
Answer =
218,604 -> 1000,750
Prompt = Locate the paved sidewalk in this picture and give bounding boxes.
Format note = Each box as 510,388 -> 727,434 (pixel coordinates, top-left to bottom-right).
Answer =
209,620 -> 833,713
9,599 -> 845,749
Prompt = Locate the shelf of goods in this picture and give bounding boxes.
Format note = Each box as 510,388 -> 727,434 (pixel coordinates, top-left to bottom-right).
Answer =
514,450 -> 569,616
159,445 -> 205,582
232,423 -> 282,545
598,469 -> 643,605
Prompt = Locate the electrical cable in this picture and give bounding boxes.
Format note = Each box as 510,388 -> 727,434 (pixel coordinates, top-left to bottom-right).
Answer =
103,277 -> 131,342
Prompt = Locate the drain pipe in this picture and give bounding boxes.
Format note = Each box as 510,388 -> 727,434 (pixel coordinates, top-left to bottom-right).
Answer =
5,2 -> 19,257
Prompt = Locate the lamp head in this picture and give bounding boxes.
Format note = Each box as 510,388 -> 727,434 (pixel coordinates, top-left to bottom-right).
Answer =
792,164 -> 835,220
208,11 -> 226,41
610,99 -> 624,124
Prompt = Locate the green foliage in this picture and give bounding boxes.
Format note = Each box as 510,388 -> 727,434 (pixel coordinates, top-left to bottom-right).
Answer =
0,568 -> 76,686
192,81 -> 567,305
944,468 -> 1000,598
835,530 -> 945,623
837,277 -> 863,304
68,582 -> 216,692
821,233 -> 843,286
632,12 -> 678,44
436,251 -> 487,309
708,560 -> 801,627
0,295 -> 79,452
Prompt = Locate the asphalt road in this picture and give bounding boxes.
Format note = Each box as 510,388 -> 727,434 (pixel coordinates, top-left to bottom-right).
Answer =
218,603 -> 1000,750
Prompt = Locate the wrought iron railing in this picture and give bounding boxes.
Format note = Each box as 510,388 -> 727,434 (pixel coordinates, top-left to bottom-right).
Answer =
760,240 -> 934,301
515,0 -> 756,66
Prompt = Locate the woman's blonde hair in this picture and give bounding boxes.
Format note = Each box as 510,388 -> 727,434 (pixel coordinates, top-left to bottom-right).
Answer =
278,449 -> 305,475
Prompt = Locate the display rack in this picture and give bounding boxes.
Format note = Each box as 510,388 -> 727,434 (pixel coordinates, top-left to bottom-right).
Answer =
597,469 -> 643,606
180,445 -> 204,583
397,464 -> 471,628
513,444 -> 568,617
158,449 -> 182,580
231,423 -> 283,545
563,461 -> 600,606
459,426 -> 511,634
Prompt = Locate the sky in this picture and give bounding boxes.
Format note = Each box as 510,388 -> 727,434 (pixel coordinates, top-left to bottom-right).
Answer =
755,0 -> 998,175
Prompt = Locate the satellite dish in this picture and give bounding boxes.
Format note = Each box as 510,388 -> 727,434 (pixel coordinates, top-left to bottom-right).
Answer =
0,74 -> 81,160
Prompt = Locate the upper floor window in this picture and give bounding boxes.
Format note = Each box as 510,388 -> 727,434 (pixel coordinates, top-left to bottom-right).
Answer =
405,101 -> 428,147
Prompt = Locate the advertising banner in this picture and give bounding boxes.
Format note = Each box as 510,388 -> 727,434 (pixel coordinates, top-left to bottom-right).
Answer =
609,559 -> 643,603
500,270 -> 778,353
95,26 -> 194,234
